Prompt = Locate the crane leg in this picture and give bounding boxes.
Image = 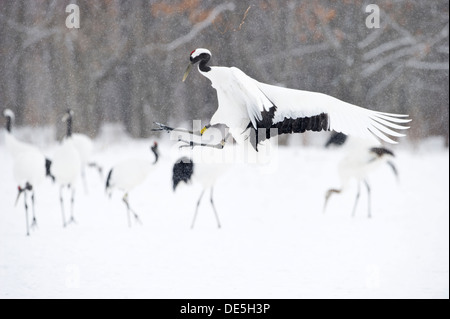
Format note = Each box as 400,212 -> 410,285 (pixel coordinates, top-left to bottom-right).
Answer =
60,186 -> 66,228
23,189 -> 30,236
68,186 -> 77,224
352,183 -> 361,218
124,193 -> 131,228
151,122 -> 203,136
210,187 -> 221,229
323,189 -> 341,214
30,191 -> 38,230
364,180 -> 372,218
191,190 -> 205,229
178,133 -> 231,150
122,193 -> 142,227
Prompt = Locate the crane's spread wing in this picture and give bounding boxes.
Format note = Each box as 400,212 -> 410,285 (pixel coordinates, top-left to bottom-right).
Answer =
211,67 -> 410,149
225,67 -> 410,145
254,81 -> 410,144
252,80 -> 411,144
227,67 -> 272,128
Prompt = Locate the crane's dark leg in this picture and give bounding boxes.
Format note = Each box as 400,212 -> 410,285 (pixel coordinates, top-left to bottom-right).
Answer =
178,133 -> 231,150
60,186 -> 66,228
124,193 -> 131,227
210,187 -> 221,229
30,190 -> 38,230
386,161 -> 398,179
152,122 -> 204,136
352,183 -> 361,218
191,190 -> 205,229
323,189 -> 341,214
23,189 -> 30,236
68,186 -> 77,224
364,180 -> 372,218
122,193 -> 141,227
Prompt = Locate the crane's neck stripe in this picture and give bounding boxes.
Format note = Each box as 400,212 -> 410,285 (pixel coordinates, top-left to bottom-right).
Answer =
151,147 -> 159,164
66,116 -> 73,137
105,169 -> 113,191
6,116 -> 12,133
199,61 -> 211,72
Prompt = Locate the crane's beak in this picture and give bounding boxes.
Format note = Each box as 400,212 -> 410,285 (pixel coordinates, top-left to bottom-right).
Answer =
182,63 -> 193,82
61,113 -> 69,122
15,187 -> 24,207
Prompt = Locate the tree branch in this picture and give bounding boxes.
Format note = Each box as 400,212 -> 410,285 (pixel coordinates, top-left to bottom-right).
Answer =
139,2 -> 235,54
363,37 -> 416,61
405,61 -> 449,70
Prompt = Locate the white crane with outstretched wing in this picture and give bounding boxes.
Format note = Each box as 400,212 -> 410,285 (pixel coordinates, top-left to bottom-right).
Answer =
157,48 -> 411,150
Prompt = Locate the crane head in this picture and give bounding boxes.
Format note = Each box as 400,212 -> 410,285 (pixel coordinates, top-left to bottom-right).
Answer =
62,109 -> 74,122
3,109 -> 15,120
183,48 -> 212,82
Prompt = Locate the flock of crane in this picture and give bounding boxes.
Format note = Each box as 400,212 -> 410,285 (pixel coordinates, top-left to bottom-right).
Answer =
2,48 -> 411,236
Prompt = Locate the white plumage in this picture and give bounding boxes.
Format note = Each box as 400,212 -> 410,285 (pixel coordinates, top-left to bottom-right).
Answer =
105,142 -> 159,227
4,110 -> 38,157
107,159 -> 155,193
50,110 -> 81,227
72,133 -> 94,166
71,132 -> 103,193
51,139 -> 81,186
183,48 -> 411,148
3,109 -> 48,236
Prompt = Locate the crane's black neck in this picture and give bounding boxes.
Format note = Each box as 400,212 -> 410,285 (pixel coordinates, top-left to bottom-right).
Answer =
5,116 -> 12,133
66,115 -> 73,138
193,53 -> 211,73
151,146 -> 159,164
199,59 -> 211,72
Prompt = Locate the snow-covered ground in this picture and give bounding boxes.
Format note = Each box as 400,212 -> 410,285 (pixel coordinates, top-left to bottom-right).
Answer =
0,128 -> 448,299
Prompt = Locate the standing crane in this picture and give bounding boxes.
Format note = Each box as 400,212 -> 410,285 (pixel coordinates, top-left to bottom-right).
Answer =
323,133 -> 398,218
50,110 -> 81,227
3,109 -> 53,236
105,142 -> 160,227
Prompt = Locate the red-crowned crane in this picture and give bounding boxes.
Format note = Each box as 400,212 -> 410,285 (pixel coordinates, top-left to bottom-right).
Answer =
323,133 -> 398,218
3,109 -> 53,236
172,152 -> 230,229
157,48 -> 411,150
50,110 -> 81,227
105,142 -> 159,227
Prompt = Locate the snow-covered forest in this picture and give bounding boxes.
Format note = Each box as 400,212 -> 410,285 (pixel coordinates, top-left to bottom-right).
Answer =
0,1 -> 448,142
